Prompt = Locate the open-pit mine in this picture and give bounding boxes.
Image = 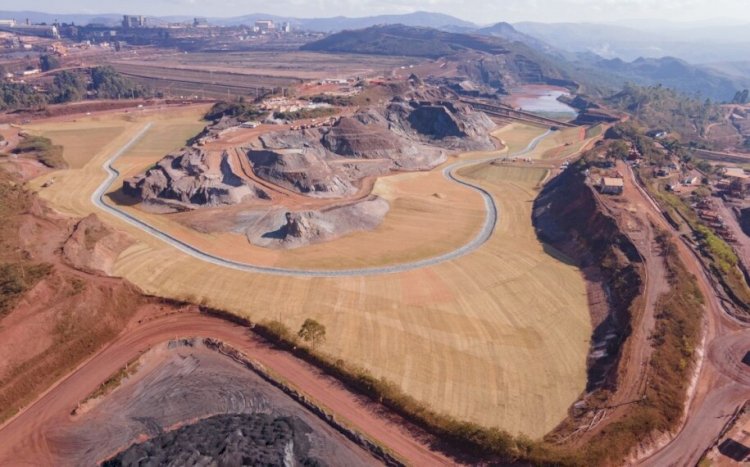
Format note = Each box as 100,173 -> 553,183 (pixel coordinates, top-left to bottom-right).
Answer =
0,71 -> 604,462
4,13 -> 747,466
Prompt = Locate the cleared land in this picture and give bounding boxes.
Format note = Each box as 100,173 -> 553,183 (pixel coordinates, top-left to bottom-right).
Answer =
26,109 -> 592,437
107,52 -> 417,99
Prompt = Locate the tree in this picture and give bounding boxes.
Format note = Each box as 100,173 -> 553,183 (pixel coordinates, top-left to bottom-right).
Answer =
91,66 -> 147,99
51,70 -> 86,103
39,54 -> 60,72
732,89 -> 749,105
298,318 -> 326,347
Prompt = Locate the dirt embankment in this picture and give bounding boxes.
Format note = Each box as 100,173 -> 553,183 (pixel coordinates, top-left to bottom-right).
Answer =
533,167 -> 644,391
0,168 -> 154,424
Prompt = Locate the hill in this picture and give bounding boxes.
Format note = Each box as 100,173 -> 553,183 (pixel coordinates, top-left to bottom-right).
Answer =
302,24 -> 581,93
581,55 -> 745,102
475,22 -> 555,54
513,21 -> 750,64
605,83 -> 727,143
284,11 -> 475,32
301,24 -> 511,58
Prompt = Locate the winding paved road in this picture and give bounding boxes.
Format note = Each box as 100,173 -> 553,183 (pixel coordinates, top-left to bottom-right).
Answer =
93,123 -> 552,277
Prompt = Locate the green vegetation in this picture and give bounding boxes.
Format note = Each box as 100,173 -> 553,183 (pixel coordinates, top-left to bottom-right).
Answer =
575,233 -> 704,465
731,89 -> 749,105
0,263 -> 53,318
12,135 -> 66,168
0,82 -> 47,110
273,107 -> 337,121
51,70 -> 87,104
297,319 -> 326,347
81,356 -> 141,406
0,66 -> 148,111
695,225 -> 738,273
39,54 -> 60,72
302,24 -> 511,59
91,66 -> 148,99
612,123 -> 750,310
204,101 -> 267,122
306,94 -> 354,106
606,84 -> 723,144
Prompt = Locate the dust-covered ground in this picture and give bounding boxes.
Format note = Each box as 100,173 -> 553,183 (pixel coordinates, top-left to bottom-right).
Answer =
50,340 -> 377,466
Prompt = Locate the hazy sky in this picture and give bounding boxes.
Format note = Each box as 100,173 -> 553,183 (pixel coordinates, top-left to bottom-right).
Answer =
5,0 -> 749,24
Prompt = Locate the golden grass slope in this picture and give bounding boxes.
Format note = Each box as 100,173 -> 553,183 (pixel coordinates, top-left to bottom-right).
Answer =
26,108 -> 592,438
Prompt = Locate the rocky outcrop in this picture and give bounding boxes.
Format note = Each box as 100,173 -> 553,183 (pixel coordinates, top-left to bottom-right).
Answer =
458,52 -> 578,94
385,96 -> 496,152
62,214 -> 134,275
122,81 -> 497,248
241,197 -> 390,249
247,149 -> 357,198
123,149 -> 268,211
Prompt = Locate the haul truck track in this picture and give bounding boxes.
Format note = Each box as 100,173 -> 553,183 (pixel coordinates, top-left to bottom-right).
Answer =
94,123 -> 552,277
0,311 -> 455,466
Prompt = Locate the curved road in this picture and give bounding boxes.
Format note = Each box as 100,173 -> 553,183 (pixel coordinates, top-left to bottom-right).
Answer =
93,123 -> 552,277
0,311 -> 456,466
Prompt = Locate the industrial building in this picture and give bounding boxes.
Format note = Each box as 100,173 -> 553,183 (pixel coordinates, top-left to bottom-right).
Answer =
0,20 -> 59,39
255,20 -> 275,33
599,177 -> 624,195
122,15 -> 147,29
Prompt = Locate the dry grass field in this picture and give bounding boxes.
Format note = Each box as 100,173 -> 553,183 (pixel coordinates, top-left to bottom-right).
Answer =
26,108 -> 592,438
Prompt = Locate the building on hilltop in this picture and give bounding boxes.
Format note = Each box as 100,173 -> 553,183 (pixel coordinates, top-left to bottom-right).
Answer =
599,177 -> 624,195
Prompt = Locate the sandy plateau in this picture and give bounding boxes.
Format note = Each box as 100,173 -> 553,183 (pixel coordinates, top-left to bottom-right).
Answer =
24,105 -> 596,437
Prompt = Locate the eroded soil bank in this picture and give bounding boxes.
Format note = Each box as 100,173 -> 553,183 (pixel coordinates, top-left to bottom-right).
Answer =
533,167 -> 644,391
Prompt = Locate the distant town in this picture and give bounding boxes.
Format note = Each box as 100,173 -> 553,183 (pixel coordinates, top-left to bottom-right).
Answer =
0,15 -> 312,66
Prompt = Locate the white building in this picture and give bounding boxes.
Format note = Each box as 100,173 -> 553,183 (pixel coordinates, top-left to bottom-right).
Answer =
255,20 -> 275,33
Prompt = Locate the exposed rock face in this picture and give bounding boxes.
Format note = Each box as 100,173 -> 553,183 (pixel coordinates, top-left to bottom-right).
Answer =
458,53 -> 578,93
123,149 -> 268,210
241,197 -> 390,249
322,114 -> 405,158
62,214 -> 134,275
384,96 -> 496,152
407,105 -> 466,138
284,212 -> 309,238
248,149 -> 357,198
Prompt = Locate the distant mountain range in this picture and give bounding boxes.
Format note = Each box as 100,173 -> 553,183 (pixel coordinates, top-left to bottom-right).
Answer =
1,10 -> 747,100
513,22 -> 750,64
304,24 -> 749,101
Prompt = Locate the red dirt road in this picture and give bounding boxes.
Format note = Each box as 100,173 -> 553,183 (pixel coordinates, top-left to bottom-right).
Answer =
0,309 -> 455,466
623,164 -> 750,466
